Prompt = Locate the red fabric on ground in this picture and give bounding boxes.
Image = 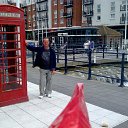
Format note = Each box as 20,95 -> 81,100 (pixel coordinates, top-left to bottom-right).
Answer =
49,83 -> 91,128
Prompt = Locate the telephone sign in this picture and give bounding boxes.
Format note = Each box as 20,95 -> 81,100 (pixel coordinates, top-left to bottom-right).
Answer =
0,12 -> 20,18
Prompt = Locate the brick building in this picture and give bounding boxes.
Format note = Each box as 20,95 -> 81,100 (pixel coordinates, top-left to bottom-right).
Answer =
52,0 -> 82,28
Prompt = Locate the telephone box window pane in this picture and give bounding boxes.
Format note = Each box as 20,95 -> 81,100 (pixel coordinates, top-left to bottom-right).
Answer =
17,26 -> 20,32
0,24 -> 23,91
18,34 -> 20,42
18,41 -> 21,48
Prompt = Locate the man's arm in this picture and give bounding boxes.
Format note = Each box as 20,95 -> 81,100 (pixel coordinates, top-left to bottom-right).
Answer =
25,41 -> 39,52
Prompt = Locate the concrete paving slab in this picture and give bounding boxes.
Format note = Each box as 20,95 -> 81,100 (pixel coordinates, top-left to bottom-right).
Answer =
1,81 -> 128,128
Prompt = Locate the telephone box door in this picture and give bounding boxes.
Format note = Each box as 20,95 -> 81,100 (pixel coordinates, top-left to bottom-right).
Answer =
0,5 -> 28,106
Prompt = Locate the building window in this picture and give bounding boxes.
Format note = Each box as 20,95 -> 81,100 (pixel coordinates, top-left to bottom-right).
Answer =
111,2 -> 115,12
110,13 -> 115,19
54,10 -> 57,18
60,18 -> 64,24
97,4 -> 101,13
53,9 -> 57,25
42,2 -> 48,10
67,8 -> 72,15
28,15 -> 31,20
60,37 -> 64,45
33,22 -> 35,27
33,15 -> 35,21
44,20 -> 48,28
97,16 -> 101,20
60,9 -> 64,17
60,0 -> 64,4
122,0 -> 126,4
54,0 -> 57,5
86,30 -> 91,35
28,6 -> 31,11
29,23 -> 31,28
120,13 -> 127,24
67,18 -> 72,26
33,6 -> 35,11
87,17 -> 92,25
54,19 -> 57,24
86,6 -> 92,15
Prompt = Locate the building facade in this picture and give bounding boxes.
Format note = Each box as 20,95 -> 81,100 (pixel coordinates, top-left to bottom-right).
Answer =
0,0 -> 16,5
36,0 -> 51,29
0,0 -> 8,4
82,0 -> 127,28
82,0 -> 128,49
82,0 -> 94,26
21,1 -> 36,40
26,4 -> 36,30
52,0 -> 82,28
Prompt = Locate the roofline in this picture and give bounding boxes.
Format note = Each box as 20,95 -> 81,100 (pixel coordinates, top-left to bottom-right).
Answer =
26,26 -> 99,32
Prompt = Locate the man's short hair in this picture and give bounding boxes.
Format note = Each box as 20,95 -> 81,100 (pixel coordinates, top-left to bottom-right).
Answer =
43,37 -> 49,41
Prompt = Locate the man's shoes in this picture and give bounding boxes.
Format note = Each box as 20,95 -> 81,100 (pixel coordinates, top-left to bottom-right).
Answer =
45,94 -> 52,98
38,95 -> 44,99
48,94 -> 52,98
39,93 -> 52,98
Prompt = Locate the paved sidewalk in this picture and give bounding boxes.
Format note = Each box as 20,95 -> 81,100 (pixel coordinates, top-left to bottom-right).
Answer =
26,61 -> 128,128
0,81 -> 128,128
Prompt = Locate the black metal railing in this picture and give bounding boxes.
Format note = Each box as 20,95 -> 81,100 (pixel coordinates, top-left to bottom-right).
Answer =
27,44 -> 128,87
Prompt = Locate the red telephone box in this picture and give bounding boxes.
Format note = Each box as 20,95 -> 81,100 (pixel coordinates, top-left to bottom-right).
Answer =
0,5 -> 28,106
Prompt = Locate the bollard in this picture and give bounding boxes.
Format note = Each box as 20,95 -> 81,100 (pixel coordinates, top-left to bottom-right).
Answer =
73,47 -> 75,61
103,44 -> 105,58
88,50 -> 92,80
116,44 -> 118,58
119,53 -> 125,87
64,46 -> 67,74
93,50 -> 96,63
57,48 -> 59,63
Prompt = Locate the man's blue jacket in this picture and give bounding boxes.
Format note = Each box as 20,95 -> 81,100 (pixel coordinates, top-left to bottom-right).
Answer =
27,45 -> 56,71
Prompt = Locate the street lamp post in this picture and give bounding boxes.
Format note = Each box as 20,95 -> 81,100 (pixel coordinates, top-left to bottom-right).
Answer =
125,0 -> 128,61
42,20 -> 43,42
38,20 -> 40,45
46,22 -> 47,37
125,0 -> 128,49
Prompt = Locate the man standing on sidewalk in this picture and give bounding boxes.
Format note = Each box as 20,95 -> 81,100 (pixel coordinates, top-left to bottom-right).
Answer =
26,37 -> 56,98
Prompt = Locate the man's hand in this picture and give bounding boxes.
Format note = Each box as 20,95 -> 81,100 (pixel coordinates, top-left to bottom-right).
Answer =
51,70 -> 56,75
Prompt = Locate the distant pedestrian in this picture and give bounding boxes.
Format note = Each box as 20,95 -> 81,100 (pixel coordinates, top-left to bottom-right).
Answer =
83,40 -> 91,57
90,41 -> 94,51
26,37 -> 56,98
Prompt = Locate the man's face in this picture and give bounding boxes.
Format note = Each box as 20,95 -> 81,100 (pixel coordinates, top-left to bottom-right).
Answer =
43,38 -> 49,49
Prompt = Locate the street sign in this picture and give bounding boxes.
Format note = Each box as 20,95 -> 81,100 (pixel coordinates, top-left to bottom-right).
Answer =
58,33 -> 68,36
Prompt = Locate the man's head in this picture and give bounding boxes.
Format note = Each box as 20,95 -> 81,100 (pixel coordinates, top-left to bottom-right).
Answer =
43,37 -> 49,49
